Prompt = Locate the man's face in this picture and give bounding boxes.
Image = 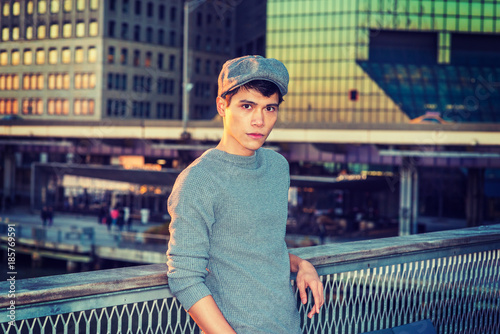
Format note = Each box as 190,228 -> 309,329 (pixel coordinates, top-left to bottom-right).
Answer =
217,87 -> 279,156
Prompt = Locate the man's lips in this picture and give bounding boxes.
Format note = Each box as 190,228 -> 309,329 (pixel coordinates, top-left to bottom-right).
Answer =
247,133 -> 265,139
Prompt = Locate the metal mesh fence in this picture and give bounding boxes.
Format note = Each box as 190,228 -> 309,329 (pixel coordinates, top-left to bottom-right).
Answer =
3,249 -> 499,334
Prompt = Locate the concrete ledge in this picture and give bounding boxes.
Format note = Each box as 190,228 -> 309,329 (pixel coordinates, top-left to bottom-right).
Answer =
0,263 -> 168,308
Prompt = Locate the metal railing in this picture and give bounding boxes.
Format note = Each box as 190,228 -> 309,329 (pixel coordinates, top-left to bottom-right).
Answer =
1,225 -> 499,334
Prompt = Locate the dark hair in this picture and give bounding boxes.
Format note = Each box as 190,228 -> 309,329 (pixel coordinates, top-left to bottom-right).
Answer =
223,80 -> 284,105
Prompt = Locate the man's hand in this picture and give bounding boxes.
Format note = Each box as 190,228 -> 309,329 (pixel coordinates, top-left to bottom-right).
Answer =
289,253 -> 325,318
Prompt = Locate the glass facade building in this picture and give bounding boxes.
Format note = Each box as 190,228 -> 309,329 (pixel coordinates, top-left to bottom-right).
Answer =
267,0 -> 500,124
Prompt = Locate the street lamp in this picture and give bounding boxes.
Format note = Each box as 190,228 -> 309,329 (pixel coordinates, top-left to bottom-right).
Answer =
182,0 -> 207,136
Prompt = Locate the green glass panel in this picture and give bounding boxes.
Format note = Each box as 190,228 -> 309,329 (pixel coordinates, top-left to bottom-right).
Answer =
458,18 -> 470,32
471,3 -> 483,16
459,2 -> 470,16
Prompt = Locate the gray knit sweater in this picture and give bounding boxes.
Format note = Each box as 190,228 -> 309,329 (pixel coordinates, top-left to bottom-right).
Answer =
166,148 -> 301,334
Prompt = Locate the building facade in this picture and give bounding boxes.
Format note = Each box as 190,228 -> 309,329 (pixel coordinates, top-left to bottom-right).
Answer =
267,0 -> 500,124
0,0 -> 234,121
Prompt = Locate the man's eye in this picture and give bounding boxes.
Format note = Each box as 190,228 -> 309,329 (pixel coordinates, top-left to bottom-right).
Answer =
266,106 -> 277,112
242,104 -> 252,110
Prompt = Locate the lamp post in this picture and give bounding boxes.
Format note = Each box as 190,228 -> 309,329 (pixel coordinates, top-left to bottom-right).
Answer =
182,0 -> 207,136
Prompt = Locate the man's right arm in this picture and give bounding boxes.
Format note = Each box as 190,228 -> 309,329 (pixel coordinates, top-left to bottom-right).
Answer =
188,295 -> 236,334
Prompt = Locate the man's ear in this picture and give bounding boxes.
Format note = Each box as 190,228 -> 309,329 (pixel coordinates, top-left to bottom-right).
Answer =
216,96 -> 227,117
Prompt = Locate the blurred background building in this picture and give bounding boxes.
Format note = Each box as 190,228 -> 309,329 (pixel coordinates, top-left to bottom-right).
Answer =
1,0 -> 499,234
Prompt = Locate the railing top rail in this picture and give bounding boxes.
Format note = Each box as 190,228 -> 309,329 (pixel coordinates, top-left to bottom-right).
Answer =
1,224 -> 499,309
290,224 -> 500,267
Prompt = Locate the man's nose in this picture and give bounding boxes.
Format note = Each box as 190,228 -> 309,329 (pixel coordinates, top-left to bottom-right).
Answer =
252,110 -> 264,126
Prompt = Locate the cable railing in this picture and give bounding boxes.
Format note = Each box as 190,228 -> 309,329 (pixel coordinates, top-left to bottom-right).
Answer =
1,224 -> 499,334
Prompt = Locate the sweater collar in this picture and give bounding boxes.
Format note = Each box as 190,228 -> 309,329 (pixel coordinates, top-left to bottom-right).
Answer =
209,148 -> 259,169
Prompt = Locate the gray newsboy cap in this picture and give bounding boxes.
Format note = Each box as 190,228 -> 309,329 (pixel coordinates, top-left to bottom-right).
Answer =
218,55 -> 289,98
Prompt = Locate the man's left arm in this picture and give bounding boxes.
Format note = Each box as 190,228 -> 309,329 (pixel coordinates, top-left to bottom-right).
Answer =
289,253 -> 325,318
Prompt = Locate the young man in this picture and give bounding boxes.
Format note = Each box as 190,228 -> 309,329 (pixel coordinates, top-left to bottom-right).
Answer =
166,55 -> 324,333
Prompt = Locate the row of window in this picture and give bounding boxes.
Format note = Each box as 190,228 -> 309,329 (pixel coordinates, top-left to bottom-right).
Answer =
107,47 -> 176,70
0,46 -> 96,66
194,58 -> 222,77
1,21 -> 99,41
109,0 -> 176,22
0,73 -> 95,91
108,22 -> 177,46
106,73 -> 176,95
0,98 -> 94,115
106,99 -> 178,119
2,0 -> 98,16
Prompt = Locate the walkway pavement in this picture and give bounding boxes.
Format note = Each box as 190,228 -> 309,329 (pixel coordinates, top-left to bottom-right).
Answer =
1,206 -> 167,250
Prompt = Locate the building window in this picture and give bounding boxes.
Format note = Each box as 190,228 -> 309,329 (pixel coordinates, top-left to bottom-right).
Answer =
25,26 -> 33,39
76,0 -> 85,11
37,25 -> 46,39
120,48 -> 128,65
90,0 -> 98,10
134,0 -> 141,15
147,2 -> 153,17
26,1 -> 34,14
123,0 -> 129,13
63,0 -> 71,11
146,27 -> 153,43
48,99 -> 69,115
51,0 -> 59,13
158,29 -> 164,45
75,47 -> 84,63
133,25 -> 140,41
75,73 -> 96,89
88,46 -> 96,63
38,0 -> 47,14
48,73 -> 69,90
11,50 -> 20,65
197,12 -> 202,27
133,50 -> 140,66
121,23 -> 128,39
74,99 -> 94,115
0,75 -> 19,90
109,0 -> 116,11
0,99 -> 19,115
36,49 -> 45,65
22,74 -> 44,90
63,22 -> 71,37
158,53 -> 164,70
170,7 -> 176,21
2,3 -> 9,16
159,5 -> 165,20
48,48 -> 57,64
0,50 -> 6,66
169,55 -> 175,71
23,49 -> 33,65
12,1 -> 20,15
62,47 -> 71,63
195,58 -> 200,74
108,46 -> 115,64
169,31 -> 176,47
89,21 -> 98,36
23,98 -> 43,115
2,27 -> 9,41
50,23 -> 59,38
76,21 -> 85,37
12,27 -> 19,40
145,52 -> 152,67
108,21 -> 115,37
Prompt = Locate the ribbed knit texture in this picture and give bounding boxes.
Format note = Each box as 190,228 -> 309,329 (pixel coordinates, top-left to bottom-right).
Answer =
167,148 -> 301,334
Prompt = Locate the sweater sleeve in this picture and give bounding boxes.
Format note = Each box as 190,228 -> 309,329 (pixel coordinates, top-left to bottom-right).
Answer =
166,167 -> 215,310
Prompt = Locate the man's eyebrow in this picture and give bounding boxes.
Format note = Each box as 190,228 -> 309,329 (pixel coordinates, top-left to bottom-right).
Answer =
238,99 -> 279,108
